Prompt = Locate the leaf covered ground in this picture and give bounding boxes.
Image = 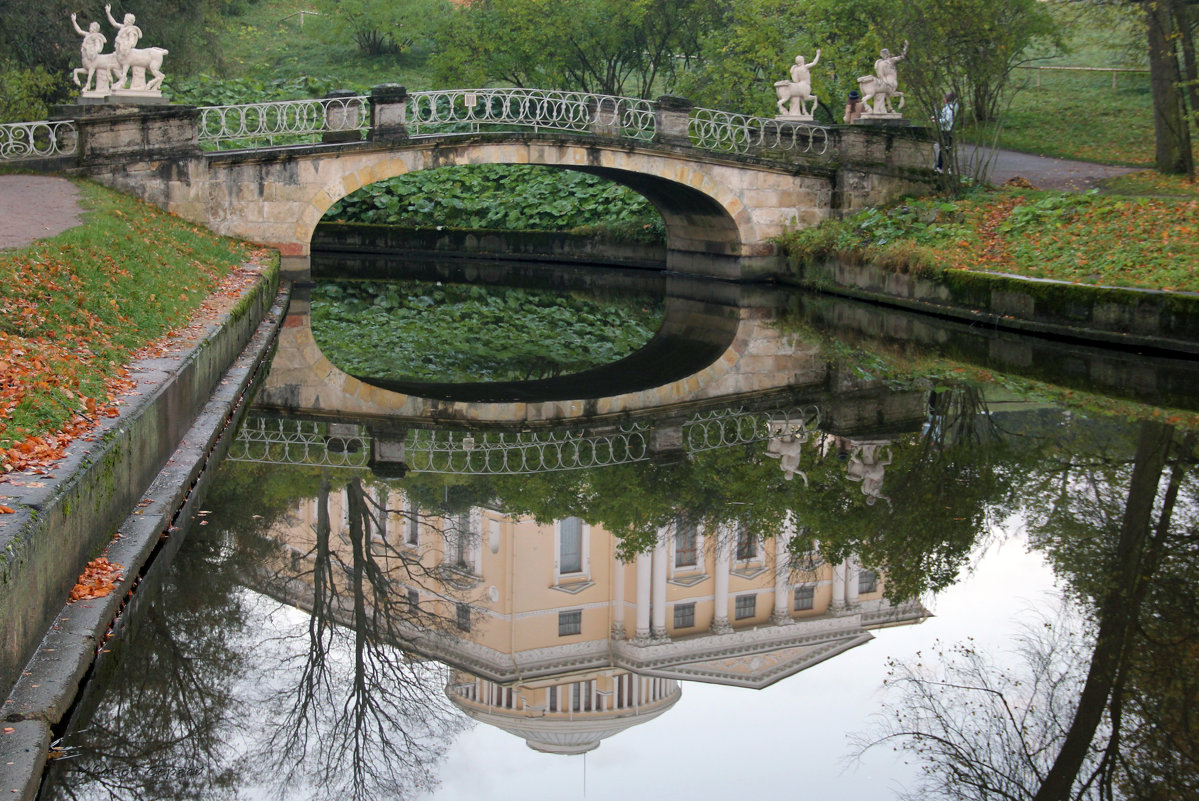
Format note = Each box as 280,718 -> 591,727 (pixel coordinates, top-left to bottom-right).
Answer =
781,184 -> 1199,291
0,181 -> 254,475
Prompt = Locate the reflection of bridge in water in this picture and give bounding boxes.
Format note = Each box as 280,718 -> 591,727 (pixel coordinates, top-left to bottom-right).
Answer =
227,403 -> 823,475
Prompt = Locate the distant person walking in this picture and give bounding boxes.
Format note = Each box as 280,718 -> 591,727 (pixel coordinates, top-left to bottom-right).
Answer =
935,91 -> 959,172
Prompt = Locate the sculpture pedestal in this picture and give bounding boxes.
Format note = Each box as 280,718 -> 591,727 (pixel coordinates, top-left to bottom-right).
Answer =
775,114 -> 815,123
111,89 -> 167,104
855,113 -> 909,127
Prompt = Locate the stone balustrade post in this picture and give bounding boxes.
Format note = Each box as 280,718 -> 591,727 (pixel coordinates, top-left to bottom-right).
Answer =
369,83 -> 409,142
585,96 -> 621,137
60,104 -> 200,165
323,89 -> 363,144
652,95 -> 693,147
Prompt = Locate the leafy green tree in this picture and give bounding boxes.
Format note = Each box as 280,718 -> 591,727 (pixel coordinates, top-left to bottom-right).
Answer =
429,0 -> 718,98
680,0 -> 877,119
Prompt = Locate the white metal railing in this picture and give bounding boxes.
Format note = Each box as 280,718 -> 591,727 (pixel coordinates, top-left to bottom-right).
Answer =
689,108 -> 830,156
0,89 -> 837,163
0,120 -> 77,161
227,405 -> 824,475
405,88 -> 657,141
198,94 -> 369,149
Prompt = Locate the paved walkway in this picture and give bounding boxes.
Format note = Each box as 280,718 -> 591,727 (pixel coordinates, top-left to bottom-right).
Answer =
0,175 -> 85,250
966,145 -> 1139,191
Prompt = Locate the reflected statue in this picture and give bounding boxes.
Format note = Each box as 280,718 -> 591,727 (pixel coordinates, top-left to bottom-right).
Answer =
846,439 -> 893,508
767,432 -> 810,485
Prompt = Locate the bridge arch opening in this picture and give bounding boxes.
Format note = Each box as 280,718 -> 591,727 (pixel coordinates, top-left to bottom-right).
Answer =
296,140 -> 750,281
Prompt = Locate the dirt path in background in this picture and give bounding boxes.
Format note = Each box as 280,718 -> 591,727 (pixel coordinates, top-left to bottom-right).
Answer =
0,175 -> 84,251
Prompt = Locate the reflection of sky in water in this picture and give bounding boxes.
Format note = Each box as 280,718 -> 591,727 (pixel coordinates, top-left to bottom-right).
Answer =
424,526 -> 1058,801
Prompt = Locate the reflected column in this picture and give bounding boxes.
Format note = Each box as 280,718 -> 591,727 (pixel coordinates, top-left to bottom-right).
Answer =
771,510 -> 794,625
711,522 -> 732,634
651,529 -> 669,640
635,551 -> 652,641
831,559 -> 847,615
845,555 -> 860,610
612,554 -> 627,639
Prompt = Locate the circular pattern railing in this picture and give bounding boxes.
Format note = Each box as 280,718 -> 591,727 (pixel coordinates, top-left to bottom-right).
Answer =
684,405 -> 821,453
198,95 -> 369,150
405,88 -> 657,141
405,426 -> 651,474
689,108 -> 830,156
227,405 -> 823,475
0,120 -> 77,161
227,417 -> 372,469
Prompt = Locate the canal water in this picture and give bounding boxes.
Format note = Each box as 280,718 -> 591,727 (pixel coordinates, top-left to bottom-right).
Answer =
37,260 -> 1199,801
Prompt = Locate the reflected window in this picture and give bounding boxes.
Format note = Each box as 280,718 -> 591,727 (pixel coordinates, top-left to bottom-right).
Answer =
560,517 -> 583,574
736,526 -> 758,561
794,585 -> 815,611
859,570 -> 878,594
673,602 -> 696,629
406,510 -> 420,546
456,602 -> 471,631
559,609 -> 582,637
735,594 -> 756,620
675,522 -> 698,568
454,513 -> 471,569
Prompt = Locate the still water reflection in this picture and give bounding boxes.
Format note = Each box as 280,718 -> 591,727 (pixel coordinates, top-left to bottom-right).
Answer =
39,264 -> 1199,801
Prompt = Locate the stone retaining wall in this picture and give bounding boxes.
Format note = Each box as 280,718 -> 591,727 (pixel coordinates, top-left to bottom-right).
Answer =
786,258 -> 1199,356
0,261 -> 280,698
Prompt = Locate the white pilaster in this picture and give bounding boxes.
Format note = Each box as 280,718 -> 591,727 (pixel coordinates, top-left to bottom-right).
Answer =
832,558 -> 847,612
711,522 -> 732,634
635,551 -> 652,641
771,513 -> 793,625
651,530 -> 669,639
846,554 -> 861,608
612,554 -> 627,639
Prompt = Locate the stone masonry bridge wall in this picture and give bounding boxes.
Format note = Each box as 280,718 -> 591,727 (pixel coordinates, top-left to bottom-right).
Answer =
53,94 -> 937,282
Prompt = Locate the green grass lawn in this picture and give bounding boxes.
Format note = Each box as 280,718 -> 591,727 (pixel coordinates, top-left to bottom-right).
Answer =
0,182 -> 258,471
215,0 -> 438,91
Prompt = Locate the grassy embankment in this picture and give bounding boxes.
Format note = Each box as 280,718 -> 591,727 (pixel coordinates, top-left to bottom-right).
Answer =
780,183 -> 1199,291
0,182 -> 255,473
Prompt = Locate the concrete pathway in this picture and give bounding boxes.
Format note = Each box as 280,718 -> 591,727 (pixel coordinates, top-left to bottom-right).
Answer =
0,175 -> 84,250
964,144 -> 1140,191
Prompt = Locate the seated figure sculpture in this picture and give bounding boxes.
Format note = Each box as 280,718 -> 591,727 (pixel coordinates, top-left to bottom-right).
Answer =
774,50 -> 820,120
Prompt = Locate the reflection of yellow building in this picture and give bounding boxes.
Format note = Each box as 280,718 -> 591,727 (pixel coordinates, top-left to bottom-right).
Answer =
274,485 -> 927,754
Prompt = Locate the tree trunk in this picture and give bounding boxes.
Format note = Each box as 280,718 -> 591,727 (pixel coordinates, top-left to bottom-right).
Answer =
1145,0 -> 1194,175
1032,421 -> 1174,801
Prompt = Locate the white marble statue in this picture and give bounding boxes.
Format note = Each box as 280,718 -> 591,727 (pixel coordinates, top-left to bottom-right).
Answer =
70,13 -> 119,94
105,4 -> 169,93
774,49 -> 820,120
857,40 -> 908,118
766,433 -> 809,486
845,440 -> 892,508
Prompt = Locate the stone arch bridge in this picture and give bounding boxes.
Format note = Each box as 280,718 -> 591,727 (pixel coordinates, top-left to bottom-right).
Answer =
7,87 -> 936,280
